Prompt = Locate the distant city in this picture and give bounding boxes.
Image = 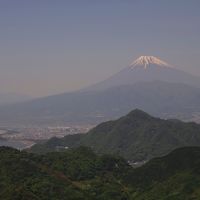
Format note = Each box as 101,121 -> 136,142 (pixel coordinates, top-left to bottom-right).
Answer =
0,125 -> 93,149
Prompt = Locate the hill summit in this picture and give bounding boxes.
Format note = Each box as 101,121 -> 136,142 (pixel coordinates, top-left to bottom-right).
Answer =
30,109 -> 200,161
126,109 -> 152,119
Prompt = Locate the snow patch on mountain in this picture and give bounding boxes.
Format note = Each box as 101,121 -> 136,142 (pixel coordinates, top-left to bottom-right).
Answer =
130,56 -> 172,69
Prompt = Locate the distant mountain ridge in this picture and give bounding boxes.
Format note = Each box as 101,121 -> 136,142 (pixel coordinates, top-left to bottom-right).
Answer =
1,81 -> 200,126
30,109 -> 200,161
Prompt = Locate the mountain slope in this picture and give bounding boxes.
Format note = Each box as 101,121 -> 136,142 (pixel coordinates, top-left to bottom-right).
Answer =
2,146 -> 200,199
30,109 -> 200,161
0,146 -> 130,200
86,56 -> 200,91
125,146 -> 200,200
0,56 -> 200,126
1,81 -> 200,125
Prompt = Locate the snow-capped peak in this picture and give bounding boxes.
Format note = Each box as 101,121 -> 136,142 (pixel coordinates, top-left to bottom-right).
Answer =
130,56 -> 172,69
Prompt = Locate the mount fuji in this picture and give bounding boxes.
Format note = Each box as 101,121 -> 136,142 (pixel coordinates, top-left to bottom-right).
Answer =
1,55 -> 200,126
86,56 -> 200,91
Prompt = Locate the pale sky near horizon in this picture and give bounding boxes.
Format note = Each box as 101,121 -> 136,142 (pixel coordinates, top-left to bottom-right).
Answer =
0,0 -> 200,97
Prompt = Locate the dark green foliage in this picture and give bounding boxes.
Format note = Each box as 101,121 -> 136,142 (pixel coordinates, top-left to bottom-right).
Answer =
30,109 -> 200,161
1,146 -> 200,199
0,146 -> 130,200
30,134 -> 84,154
125,147 -> 200,200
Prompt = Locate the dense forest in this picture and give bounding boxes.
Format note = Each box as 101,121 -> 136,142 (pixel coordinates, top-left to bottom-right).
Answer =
1,146 -> 200,199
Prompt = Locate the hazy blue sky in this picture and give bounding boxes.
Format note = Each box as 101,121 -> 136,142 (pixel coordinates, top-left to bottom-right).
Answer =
0,0 -> 200,97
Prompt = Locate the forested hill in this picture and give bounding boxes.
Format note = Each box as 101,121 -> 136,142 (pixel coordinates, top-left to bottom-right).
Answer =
1,146 -> 200,199
30,109 -> 200,161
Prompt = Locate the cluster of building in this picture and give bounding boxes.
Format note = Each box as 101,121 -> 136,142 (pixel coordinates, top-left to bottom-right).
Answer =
0,125 -> 93,149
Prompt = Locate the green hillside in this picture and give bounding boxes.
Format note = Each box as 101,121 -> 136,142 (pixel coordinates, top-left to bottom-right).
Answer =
1,146 -> 200,199
125,146 -> 200,200
0,146 -> 130,200
30,109 -> 200,161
